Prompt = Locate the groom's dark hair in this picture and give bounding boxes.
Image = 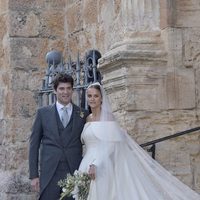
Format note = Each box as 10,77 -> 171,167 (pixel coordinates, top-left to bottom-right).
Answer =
52,73 -> 74,90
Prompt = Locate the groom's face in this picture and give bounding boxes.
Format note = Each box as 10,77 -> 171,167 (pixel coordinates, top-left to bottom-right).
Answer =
54,82 -> 73,106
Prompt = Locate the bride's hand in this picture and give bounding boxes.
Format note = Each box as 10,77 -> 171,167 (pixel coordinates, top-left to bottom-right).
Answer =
88,164 -> 96,180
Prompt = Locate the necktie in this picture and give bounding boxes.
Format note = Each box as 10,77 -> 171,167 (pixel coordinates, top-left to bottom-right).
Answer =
61,107 -> 69,127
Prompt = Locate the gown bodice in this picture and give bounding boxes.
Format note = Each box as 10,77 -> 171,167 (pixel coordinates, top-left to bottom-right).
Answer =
81,122 -> 98,148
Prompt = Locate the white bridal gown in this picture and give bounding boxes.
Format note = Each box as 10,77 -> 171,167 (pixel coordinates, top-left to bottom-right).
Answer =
78,121 -> 200,200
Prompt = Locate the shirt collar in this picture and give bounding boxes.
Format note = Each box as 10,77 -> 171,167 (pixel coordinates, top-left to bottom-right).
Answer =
56,101 -> 72,111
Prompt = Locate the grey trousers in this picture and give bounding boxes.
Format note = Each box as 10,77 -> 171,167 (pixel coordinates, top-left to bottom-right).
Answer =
39,161 -> 74,200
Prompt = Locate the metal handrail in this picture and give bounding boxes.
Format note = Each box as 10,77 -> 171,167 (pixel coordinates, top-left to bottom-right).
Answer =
140,126 -> 200,159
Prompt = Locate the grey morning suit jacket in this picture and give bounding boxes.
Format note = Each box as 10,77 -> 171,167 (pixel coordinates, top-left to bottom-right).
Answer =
29,103 -> 88,197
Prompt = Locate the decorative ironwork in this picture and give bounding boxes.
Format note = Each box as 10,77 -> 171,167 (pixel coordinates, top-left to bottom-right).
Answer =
38,49 -> 102,108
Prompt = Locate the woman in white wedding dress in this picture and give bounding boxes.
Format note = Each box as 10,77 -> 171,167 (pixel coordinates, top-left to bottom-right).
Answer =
78,82 -> 200,200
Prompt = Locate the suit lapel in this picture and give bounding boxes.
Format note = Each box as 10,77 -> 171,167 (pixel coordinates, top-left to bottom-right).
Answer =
48,104 -> 61,139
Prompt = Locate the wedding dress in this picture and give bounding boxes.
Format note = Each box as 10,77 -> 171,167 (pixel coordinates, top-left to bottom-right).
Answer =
78,121 -> 200,200
77,82 -> 200,200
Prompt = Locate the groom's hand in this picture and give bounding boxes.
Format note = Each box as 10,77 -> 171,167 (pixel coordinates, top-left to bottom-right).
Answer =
88,164 -> 96,180
31,177 -> 40,192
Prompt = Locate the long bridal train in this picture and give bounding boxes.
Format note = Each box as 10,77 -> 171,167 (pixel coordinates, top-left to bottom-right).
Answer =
78,121 -> 200,200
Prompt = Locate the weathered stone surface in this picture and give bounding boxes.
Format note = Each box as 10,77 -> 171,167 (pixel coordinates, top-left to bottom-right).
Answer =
0,0 -> 8,14
0,170 -> 37,200
192,154 -> 200,193
0,119 -> 7,145
175,0 -> 200,27
0,0 -> 200,199
9,11 -> 40,37
82,0 -> 98,25
65,1 -> 83,35
39,10 -> 65,38
8,90 -> 36,118
9,38 -> 61,69
8,0 -> 65,11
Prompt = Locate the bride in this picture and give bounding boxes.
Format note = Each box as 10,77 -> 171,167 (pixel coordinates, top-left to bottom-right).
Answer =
78,82 -> 200,200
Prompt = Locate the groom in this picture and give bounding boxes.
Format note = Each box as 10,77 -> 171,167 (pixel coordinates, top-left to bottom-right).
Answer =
29,73 -> 88,200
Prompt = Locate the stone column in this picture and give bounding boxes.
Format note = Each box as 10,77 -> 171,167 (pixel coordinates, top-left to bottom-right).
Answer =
99,0 -> 199,191
121,0 -> 160,32
110,0 -> 161,50
99,0 -> 166,123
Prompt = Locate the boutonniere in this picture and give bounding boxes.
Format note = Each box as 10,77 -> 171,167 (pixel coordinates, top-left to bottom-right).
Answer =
79,110 -> 84,118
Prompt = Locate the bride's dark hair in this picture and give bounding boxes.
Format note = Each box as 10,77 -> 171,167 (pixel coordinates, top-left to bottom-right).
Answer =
87,82 -> 115,121
87,84 -> 102,97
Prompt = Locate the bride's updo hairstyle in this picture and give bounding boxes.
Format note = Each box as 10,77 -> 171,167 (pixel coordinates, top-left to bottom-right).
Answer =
87,82 -> 115,121
87,84 -> 102,98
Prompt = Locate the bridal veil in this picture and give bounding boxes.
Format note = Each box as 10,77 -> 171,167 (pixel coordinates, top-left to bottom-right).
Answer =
81,82 -> 200,200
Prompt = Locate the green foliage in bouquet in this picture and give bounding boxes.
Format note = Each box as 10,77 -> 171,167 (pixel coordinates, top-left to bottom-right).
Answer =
58,170 -> 91,200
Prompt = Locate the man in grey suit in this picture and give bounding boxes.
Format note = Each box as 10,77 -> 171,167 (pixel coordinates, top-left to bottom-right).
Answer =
29,73 -> 88,200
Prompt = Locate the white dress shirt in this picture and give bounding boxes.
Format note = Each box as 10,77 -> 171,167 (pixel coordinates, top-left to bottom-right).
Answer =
56,101 -> 73,122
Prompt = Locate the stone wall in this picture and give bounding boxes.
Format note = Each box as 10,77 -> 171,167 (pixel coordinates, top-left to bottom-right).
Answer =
0,0 -> 199,199
0,0 -> 67,199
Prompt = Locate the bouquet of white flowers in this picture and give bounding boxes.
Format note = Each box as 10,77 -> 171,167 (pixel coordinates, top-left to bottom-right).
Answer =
58,170 -> 91,200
